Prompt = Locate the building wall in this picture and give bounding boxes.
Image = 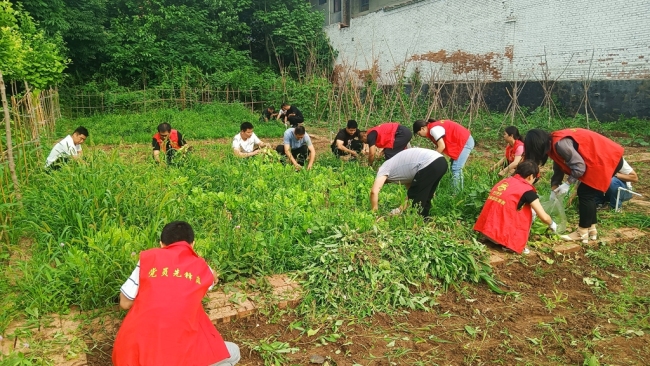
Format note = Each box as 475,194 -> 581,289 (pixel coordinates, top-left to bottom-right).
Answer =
323,0 -> 650,83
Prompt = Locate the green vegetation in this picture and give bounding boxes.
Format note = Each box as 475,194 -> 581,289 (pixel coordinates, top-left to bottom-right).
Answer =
55,103 -> 286,144
0,1 -> 67,88
14,0 -> 330,86
2,102 -> 649,364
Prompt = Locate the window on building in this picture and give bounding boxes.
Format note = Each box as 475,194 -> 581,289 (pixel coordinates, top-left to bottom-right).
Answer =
319,0 -> 326,5
333,0 -> 341,12
360,0 -> 369,12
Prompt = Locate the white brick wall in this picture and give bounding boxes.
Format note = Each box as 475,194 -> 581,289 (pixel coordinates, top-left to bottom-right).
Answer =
325,0 -> 650,82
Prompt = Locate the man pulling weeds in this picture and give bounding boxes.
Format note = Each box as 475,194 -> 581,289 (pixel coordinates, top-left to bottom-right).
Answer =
113,221 -> 240,366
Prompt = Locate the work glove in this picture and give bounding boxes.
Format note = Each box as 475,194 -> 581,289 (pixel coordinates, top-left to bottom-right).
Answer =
549,221 -> 558,234
553,182 -> 571,197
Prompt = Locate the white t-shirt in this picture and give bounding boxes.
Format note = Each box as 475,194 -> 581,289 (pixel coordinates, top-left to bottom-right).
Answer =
618,158 -> 634,190
120,260 -> 215,300
376,148 -> 444,184
429,126 -> 446,141
232,132 -> 261,153
45,135 -> 81,167
618,158 -> 633,175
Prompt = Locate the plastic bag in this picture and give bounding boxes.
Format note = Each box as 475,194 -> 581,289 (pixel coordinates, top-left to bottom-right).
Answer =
540,194 -> 567,234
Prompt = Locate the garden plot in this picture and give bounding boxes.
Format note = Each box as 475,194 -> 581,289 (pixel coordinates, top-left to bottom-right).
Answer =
2,122 -> 649,365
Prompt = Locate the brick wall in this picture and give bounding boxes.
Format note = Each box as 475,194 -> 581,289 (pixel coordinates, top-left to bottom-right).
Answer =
324,0 -> 650,83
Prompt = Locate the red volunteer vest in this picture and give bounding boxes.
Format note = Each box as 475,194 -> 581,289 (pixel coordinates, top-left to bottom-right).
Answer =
153,129 -> 181,153
548,128 -> 624,193
367,123 -> 400,148
505,140 -> 524,164
427,120 -> 471,160
112,242 -> 230,366
474,175 -> 535,254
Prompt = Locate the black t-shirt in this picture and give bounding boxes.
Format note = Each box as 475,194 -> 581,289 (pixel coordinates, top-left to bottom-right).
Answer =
517,190 -> 538,210
331,128 -> 361,148
152,132 -> 185,151
287,106 -> 303,118
366,130 -> 378,147
262,110 -> 275,120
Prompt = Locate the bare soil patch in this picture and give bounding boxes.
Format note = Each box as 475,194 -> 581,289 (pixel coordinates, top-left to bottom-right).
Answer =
77,232 -> 650,366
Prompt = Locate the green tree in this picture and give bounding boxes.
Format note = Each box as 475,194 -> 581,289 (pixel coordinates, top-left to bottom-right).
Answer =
245,0 -> 333,77
103,0 -> 252,86
0,1 -> 68,88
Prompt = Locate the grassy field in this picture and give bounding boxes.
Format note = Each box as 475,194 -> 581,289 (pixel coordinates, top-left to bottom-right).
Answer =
1,104 -> 649,365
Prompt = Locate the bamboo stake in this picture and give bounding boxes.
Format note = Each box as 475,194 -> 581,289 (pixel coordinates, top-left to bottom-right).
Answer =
0,71 -> 21,199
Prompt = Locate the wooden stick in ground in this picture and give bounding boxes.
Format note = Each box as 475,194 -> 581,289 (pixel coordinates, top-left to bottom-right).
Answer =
0,71 -> 21,199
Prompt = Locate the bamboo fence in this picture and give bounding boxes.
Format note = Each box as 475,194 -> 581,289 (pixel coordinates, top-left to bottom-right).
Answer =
0,81 -> 60,244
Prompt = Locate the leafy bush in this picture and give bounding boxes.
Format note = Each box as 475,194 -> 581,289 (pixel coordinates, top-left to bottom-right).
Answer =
300,225 -> 503,317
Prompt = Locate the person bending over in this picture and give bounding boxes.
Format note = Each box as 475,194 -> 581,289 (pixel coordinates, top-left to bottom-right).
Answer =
370,148 -> 447,218
413,118 -> 474,191
524,128 -> 624,243
474,160 -> 557,255
112,221 -> 240,366
278,103 -> 304,128
232,122 -> 267,158
275,125 -> 316,170
360,122 -> 412,166
152,122 -> 186,164
331,120 -> 364,159
490,126 -> 524,177
45,126 -> 88,169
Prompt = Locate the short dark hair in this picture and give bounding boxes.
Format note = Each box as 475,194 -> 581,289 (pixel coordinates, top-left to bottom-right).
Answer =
524,129 -> 551,166
267,106 -> 275,111
294,125 -> 306,135
74,126 -> 89,137
160,221 -> 194,245
346,120 -> 358,129
515,160 -> 540,179
157,123 -> 172,133
281,102 -> 289,108
427,118 -> 436,122
413,119 -> 428,134
240,122 -> 254,131
505,126 -> 523,142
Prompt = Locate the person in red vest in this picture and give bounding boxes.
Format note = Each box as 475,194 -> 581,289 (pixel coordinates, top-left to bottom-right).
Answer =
490,126 -> 524,176
413,118 -> 474,191
524,128 -> 624,243
359,122 -> 412,166
113,221 -> 240,366
474,160 -> 557,254
152,123 -> 186,164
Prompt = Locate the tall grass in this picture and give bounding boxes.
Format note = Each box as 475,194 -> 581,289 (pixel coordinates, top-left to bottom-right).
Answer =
55,103 -> 286,145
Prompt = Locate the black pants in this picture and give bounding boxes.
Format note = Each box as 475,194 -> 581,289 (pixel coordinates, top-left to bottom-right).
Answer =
407,157 -> 448,218
332,140 -> 363,156
287,116 -> 304,127
384,125 -> 412,160
576,157 -> 624,227
276,144 -> 309,166
47,156 -> 70,171
577,182 -> 600,228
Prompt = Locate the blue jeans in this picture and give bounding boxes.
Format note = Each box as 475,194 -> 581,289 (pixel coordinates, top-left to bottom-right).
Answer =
450,136 -> 474,191
595,177 -> 633,209
210,342 -> 241,365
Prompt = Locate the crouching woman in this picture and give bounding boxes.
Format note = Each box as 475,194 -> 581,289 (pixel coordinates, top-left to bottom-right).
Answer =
474,160 -> 557,254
